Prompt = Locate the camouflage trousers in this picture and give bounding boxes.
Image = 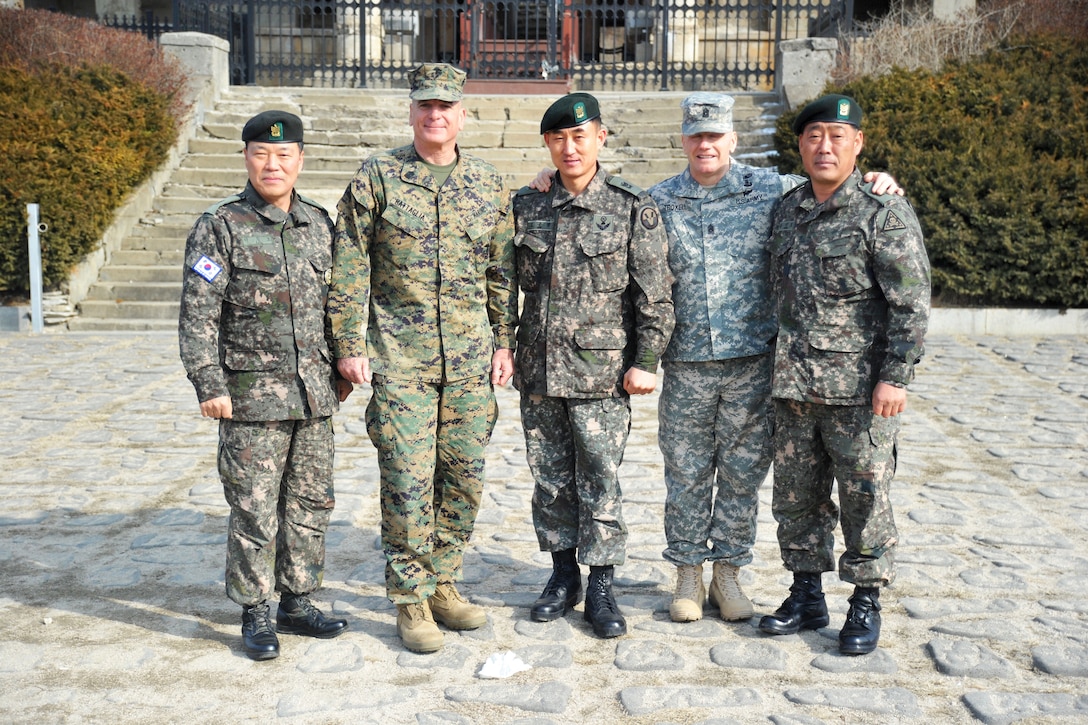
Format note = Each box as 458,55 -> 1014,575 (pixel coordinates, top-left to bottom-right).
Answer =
771,399 -> 899,587
659,354 -> 773,567
366,374 -> 497,604
521,394 -> 631,566
218,416 -> 335,606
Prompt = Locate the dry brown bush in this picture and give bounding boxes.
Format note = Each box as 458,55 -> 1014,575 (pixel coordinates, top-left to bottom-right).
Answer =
0,8 -> 188,117
983,0 -> 1088,39
833,1 -> 1020,83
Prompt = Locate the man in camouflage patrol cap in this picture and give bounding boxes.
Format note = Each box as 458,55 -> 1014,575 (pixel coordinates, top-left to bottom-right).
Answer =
329,64 -> 517,653
513,92 -> 674,638
179,110 -> 351,661
649,93 -> 903,626
758,94 -> 930,655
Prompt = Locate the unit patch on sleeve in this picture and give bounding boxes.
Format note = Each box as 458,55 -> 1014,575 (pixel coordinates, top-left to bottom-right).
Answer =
639,205 -> 660,231
192,255 -> 223,283
882,211 -> 907,233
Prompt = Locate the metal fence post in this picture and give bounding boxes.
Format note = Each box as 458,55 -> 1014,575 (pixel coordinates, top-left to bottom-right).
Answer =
26,204 -> 44,335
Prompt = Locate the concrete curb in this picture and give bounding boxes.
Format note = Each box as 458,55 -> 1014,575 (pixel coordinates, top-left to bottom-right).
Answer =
929,308 -> 1088,336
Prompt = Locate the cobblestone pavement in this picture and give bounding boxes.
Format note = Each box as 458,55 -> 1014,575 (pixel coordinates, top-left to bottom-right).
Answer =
1,332 -> 1087,725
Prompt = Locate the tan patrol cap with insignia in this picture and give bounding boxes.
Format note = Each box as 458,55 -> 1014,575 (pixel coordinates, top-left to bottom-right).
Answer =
409,63 -> 467,102
681,92 -> 735,135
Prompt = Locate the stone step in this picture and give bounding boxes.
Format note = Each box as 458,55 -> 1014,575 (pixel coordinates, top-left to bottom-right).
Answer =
85,280 -> 181,301
97,265 -> 182,284
110,249 -> 185,266
77,298 -> 180,320
67,316 -> 178,332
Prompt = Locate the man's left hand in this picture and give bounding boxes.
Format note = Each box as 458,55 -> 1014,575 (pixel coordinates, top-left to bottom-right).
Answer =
492,348 -> 514,386
623,367 -> 658,395
872,381 -> 907,417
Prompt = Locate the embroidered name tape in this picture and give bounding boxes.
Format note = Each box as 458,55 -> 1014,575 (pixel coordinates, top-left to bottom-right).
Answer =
192,255 -> 222,283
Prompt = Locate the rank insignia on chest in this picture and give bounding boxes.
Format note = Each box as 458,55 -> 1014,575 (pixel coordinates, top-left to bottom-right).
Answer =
192,255 -> 222,283
593,214 -> 614,232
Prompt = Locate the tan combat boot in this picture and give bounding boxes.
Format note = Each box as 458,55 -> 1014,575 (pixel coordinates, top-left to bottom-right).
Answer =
396,601 -> 444,653
709,561 -> 754,621
669,563 -> 706,622
429,583 -> 487,630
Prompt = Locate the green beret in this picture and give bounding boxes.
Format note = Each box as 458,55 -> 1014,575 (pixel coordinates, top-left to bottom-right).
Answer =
242,110 -> 303,144
792,94 -> 863,135
540,92 -> 600,134
410,63 -> 466,102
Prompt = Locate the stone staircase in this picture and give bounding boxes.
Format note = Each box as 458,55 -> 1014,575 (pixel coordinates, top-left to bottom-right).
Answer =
70,87 -> 784,331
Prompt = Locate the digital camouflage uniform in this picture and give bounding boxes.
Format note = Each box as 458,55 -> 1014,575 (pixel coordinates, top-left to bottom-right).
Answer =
178,182 -> 340,606
328,144 -> 516,603
651,161 -> 803,569
513,168 -> 674,565
768,168 -> 930,587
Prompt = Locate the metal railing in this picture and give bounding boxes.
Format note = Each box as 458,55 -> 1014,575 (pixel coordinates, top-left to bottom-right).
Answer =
103,0 -> 852,91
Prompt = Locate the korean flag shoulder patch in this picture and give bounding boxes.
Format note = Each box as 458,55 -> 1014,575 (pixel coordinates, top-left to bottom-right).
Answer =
192,255 -> 223,283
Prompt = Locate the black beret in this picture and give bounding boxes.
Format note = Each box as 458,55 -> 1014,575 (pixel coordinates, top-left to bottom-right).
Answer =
792,94 -> 863,135
242,110 -> 304,143
540,92 -> 601,134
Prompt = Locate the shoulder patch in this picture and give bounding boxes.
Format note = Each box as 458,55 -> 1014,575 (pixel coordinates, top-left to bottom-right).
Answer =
882,210 -> 907,232
606,175 -> 645,197
639,205 -> 660,231
191,255 -> 223,283
202,194 -> 243,215
514,185 -> 541,197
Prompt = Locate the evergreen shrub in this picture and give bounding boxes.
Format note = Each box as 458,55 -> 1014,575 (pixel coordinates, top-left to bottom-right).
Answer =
773,35 -> 1088,308
0,9 -> 186,295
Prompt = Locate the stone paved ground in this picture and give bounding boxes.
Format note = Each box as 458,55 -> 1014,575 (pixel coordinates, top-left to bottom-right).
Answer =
1,332 -> 1086,724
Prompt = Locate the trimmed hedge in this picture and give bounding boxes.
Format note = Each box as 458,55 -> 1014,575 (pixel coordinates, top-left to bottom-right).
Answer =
0,9 -> 185,296
774,35 -> 1088,308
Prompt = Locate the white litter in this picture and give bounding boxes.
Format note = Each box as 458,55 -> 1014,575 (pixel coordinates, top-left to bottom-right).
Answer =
478,650 -> 531,679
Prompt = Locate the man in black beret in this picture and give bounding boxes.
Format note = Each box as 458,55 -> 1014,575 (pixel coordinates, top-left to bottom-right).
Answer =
758,93 -> 930,655
511,93 -> 675,638
179,109 -> 352,660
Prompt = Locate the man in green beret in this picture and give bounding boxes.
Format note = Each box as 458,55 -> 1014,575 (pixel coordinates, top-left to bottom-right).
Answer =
758,94 -> 930,655
179,110 -> 352,660
512,92 -> 675,638
329,64 -> 517,653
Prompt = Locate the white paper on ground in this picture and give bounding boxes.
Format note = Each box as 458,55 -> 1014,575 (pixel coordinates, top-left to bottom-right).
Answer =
477,650 -> 532,679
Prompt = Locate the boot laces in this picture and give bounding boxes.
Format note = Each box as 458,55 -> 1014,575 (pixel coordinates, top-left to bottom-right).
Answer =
246,603 -> 274,634
712,564 -> 742,599
589,575 -> 620,614
675,565 -> 702,600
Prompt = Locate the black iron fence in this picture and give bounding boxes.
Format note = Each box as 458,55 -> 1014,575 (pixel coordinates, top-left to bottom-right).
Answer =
103,0 -> 853,91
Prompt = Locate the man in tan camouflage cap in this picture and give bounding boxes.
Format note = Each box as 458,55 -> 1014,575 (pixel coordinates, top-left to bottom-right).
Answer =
329,64 -> 517,653
408,62 -> 466,102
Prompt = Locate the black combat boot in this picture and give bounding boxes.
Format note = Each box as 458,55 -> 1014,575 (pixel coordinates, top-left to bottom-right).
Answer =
276,593 -> 349,639
838,586 -> 882,655
531,549 -> 582,622
758,572 -> 830,635
583,565 -> 626,638
241,602 -> 280,660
